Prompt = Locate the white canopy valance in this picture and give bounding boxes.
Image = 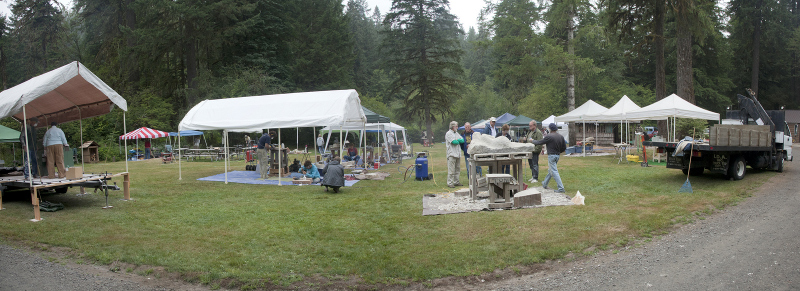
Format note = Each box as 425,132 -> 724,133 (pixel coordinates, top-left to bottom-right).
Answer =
554,100 -> 608,122
625,94 -> 719,121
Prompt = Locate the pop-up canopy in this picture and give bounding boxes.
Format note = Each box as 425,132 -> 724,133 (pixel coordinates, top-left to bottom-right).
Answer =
120,127 -> 169,140
0,61 -> 128,124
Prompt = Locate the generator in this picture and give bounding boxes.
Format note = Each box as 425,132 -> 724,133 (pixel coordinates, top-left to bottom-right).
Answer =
415,152 -> 432,180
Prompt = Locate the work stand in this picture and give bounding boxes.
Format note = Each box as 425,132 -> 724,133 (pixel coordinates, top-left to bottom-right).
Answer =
468,152 -> 531,208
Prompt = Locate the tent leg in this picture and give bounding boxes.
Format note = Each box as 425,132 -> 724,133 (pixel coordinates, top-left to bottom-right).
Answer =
224,130 -> 229,184
178,130 -> 181,180
278,129 -> 282,186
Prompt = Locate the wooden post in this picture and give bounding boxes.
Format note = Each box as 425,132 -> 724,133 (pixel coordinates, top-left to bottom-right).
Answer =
0,188 -> 3,210
31,188 -> 41,221
123,173 -> 130,200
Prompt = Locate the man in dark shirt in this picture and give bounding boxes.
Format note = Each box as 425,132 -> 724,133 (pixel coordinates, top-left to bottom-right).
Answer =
257,132 -> 272,178
531,123 -> 567,193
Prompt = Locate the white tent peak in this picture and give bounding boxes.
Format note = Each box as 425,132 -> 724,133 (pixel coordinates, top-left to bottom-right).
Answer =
625,93 -> 719,121
586,95 -> 641,121
554,100 -> 609,122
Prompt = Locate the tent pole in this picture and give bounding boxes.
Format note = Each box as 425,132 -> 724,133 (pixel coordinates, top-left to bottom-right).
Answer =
296,127 -> 299,151
124,112 -> 128,173
178,130 -> 181,180
224,130 -> 228,184
582,121 -> 586,157
23,105 -> 31,187
324,129 -> 331,154
278,129 -> 282,186
362,123 -> 366,166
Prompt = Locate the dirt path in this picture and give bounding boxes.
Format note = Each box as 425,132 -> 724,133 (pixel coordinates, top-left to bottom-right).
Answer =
3,156 -> 799,290
445,159 -> 800,290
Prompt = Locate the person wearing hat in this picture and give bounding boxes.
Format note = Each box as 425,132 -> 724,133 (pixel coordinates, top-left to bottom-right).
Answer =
445,121 -> 465,188
43,121 -> 69,179
484,117 -> 500,137
257,131 -> 272,179
525,120 -> 544,183
530,123 -> 567,193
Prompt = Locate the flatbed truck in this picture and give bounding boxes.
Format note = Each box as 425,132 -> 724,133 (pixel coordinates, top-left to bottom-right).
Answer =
643,91 -> 792,180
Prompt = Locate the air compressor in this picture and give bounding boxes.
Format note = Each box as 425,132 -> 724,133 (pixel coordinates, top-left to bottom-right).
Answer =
415,152 -> 432,181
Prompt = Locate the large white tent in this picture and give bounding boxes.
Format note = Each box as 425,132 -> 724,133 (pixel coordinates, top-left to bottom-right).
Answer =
625,93 -> 720,141
585,95 -> 641,153
177,89 -> 367,183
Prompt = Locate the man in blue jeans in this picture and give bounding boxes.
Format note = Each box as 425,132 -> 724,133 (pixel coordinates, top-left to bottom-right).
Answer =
461,122 -> 481,177
531,123 -> 567,193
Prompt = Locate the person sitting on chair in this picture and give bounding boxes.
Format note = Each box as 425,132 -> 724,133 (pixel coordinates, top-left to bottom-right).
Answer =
322,156 -> 345,193
300,160 -> 321,183
343,143 -> 360,163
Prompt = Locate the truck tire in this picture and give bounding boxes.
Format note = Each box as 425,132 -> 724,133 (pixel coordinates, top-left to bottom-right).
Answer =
777,154 -> 785,173
728,156 -> 746,180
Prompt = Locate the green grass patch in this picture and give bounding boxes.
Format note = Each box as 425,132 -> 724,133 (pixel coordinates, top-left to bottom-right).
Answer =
0,144 -> 772,287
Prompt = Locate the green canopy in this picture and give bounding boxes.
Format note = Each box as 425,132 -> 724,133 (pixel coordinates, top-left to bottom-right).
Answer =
362,106 -> 390,123
505,115 -> 535,127
0,124 -> 20,143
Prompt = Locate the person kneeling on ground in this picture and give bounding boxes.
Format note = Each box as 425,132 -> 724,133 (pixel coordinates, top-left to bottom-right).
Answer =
322,156 -> 345,193
300,160 -> 321,183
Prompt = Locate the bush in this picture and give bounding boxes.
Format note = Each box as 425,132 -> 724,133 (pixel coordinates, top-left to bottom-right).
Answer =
676,118 -> 708,140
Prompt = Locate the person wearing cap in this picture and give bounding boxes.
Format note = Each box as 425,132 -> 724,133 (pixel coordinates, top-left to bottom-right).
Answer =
257,131 -> 272,179
525,120 -> 544,183
484,117 -> 500,137
445,121 -> 465,188
531,123 -> 567,193
43,121 -> 69,179
20,117 -> 39,179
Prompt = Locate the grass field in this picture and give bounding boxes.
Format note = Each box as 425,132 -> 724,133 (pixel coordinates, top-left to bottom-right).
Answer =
0,144 -> 772,289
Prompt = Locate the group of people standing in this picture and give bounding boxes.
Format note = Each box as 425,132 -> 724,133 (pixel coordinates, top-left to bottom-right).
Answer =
445,117 -> 566,193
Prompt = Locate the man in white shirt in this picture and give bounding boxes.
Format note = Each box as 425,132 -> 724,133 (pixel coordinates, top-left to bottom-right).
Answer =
316,134 -> 324,154
43,122 -> 69,179
445,121 -> 464,188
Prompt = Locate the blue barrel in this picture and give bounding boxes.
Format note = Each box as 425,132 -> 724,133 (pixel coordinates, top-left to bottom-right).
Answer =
415,157 -> 428,180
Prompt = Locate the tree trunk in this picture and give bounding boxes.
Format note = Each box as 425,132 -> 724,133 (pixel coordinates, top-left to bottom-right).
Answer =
567,5 -> 577,145
655,0 -> 667,133
751,0 -> 762,97
124,0 -> 139,84
676,14 -> 694,104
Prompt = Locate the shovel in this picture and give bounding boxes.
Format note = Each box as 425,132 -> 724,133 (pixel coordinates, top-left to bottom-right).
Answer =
679,128 -> 695,193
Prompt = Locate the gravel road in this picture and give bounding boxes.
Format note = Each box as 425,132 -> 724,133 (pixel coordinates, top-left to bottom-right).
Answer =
2,157 -> 798,290
451,160 -> 800,290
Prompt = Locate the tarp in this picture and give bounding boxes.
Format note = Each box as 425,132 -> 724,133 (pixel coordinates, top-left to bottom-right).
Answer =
505,115 -> 535,127
585,95 -> 641,121
496,113 -> 517,125
0,124 -> 21,143
554,100 -> 608,122
120,127 -> 169,140
178,89 -> 367,131
169,130 -> 204,137
363,106 -> 389,123
0,61 -> 128,124
625,94 -> 720,121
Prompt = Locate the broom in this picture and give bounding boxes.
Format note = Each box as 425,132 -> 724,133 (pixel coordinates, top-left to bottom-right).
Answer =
679,128 -> 695,193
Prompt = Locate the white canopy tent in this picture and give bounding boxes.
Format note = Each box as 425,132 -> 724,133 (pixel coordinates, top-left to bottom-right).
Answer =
625,94 -> 720,141
585,95 -> 641,154
320,122 -> 408,160
554,100 -> 609,156
0,61 -> 129,180
178,89 -> 367,184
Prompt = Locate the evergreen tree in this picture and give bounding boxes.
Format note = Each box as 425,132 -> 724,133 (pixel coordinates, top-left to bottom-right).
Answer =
490,0 -> 542,107
346,0 -> 381,96
10,0 -> 65,77
284,0 -> 354,91
382,0 -> 464,138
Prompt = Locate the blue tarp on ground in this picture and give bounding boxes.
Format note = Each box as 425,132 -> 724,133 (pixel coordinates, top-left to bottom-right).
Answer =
197,170 -> 360,186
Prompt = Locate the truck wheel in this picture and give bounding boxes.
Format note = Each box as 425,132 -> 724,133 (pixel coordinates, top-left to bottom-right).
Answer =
777,154 -> 785,173
728,156 -> 746,180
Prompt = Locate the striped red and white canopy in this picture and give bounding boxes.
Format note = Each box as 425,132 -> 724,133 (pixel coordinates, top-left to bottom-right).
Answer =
119,127 -> 169,140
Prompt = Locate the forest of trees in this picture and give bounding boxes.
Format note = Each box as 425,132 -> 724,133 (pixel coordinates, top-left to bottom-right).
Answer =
1,0 -> 800,158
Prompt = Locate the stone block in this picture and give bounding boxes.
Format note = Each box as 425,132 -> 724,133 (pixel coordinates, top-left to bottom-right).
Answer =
454,188 -> 470,197
514,188 -> 542,207
292,179 -> 312,185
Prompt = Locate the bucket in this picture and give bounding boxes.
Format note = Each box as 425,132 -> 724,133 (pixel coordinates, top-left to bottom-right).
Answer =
374,162 -> 380,169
